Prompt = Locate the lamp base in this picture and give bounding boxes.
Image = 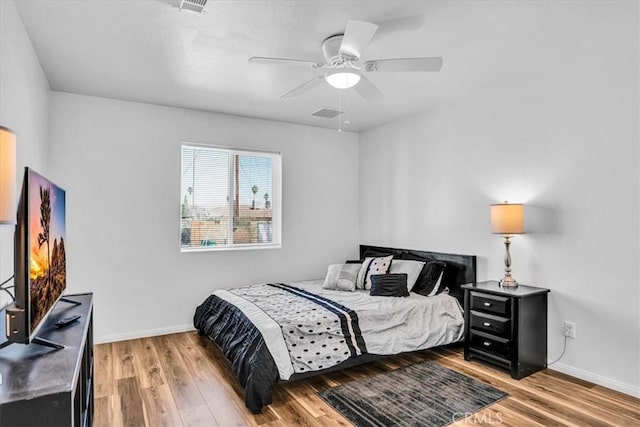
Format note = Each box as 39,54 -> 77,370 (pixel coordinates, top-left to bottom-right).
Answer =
499,276 -> 518,288
499,235 -> 518,287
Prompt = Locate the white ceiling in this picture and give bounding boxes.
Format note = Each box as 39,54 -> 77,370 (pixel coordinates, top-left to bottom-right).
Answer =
13,0 -> 606,132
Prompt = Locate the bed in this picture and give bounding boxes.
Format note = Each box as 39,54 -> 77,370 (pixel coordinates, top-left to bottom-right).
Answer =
193,245 -> 477,413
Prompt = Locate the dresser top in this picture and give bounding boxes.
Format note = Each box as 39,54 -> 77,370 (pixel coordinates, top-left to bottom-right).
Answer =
462,281 -> 550,298
0,293 -> 93,404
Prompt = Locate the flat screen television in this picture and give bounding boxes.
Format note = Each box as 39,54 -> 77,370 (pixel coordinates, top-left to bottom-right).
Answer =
2,168 -> 69,350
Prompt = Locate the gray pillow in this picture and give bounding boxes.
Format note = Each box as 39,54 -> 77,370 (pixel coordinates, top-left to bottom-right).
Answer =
356,257 -> 373,289
322,263 -> 361,292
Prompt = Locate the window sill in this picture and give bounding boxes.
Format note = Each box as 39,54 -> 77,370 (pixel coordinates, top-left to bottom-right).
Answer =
180,243 -> 281,253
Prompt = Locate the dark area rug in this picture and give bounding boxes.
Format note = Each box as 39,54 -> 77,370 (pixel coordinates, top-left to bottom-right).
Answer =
319,359 -> 508,427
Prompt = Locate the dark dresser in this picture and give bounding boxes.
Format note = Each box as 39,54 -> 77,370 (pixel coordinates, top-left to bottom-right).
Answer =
0,293 -> 94,426
462,281 -> 549,379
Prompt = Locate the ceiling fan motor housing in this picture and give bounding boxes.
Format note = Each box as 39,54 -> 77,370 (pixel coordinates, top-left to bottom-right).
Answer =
322,34 -> 355,65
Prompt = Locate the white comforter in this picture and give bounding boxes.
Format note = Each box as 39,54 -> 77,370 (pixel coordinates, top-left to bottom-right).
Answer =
214,279 -> 464,381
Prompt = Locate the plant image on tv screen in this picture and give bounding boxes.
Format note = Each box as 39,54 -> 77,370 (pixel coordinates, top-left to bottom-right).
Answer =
29,172 -> 66,333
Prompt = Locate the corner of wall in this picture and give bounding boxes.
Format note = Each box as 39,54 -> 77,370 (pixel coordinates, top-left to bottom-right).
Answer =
0,0 -> 52,307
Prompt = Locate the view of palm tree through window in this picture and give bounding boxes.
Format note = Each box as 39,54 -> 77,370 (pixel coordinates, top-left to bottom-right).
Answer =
181,145 -> 279,249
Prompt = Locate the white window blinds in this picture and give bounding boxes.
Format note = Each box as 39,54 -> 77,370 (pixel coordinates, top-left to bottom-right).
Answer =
181,144 -> 281,251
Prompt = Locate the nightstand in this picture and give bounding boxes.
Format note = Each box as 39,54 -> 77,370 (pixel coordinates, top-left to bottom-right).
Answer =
462,281 -> 550,379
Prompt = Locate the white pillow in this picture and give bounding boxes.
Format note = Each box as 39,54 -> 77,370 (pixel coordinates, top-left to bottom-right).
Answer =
388,260 -> 426,292
323,263 -> 361,292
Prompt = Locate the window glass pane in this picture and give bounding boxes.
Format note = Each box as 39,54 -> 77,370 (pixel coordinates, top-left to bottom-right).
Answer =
233,154 -> 273,244
181,147 -> 229,248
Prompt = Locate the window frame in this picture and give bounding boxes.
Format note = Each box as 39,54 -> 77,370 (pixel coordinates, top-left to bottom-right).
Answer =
180,142 -> 282,252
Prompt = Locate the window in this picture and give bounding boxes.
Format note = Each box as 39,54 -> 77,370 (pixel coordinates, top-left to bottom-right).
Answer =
180,143 -> 281,251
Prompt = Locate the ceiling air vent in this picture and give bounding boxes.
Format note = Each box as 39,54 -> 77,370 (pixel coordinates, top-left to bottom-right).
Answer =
311,107 -> 343,119
179,0 -> 207,13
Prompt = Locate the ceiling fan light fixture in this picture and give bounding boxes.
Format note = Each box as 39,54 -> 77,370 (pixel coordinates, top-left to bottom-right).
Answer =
325,70 -> 361,89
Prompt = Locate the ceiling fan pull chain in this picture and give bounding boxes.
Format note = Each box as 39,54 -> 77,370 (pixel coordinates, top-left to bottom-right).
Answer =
338,87 -> 342,132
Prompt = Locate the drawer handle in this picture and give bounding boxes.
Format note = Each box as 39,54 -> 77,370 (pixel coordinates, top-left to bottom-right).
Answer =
483,322 -> 491,327
483,341 -> 491,347
483,302 -> 491,307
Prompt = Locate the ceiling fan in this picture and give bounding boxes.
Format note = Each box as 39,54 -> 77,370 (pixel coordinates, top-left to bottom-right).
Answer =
249,20 -> 443,101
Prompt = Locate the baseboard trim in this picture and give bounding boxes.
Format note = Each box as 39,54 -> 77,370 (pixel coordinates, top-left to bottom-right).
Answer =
549,361 -> 640,398
94,324 -> 196,345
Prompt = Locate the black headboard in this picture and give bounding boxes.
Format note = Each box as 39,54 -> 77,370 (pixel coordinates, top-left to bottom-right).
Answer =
359,245 -> 476,305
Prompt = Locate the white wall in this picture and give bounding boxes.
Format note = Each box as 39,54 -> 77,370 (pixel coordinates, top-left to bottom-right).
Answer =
48,92 -> 359,342
360,4 -> 639,396
0,1 -> 50,308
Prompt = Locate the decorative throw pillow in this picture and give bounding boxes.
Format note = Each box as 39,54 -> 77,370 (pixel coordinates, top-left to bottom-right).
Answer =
388,259 -> 425,292
356,257 -> 373,289
412,261 -> 447,296
363,255 -> 393,290
322,263 -> 361,292
369,274 -> 409,297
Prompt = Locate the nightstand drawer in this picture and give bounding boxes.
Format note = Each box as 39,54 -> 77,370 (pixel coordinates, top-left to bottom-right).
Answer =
469,330 -> 511,359
470,311 -> 511,337
470,292 -> 510,316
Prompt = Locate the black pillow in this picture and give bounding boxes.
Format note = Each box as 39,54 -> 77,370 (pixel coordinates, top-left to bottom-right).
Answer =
363,248 -> 394,259
412,261 -> 447,296
401,252 -> 435,263
345,259 -> 363,264
369,274 -> 409,297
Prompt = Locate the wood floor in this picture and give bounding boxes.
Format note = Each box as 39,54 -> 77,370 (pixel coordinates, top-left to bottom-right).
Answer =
94,332 -> 640,427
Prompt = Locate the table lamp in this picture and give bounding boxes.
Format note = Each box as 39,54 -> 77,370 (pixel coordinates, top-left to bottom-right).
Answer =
0,126 -> 16,225
491,202 -> 524,287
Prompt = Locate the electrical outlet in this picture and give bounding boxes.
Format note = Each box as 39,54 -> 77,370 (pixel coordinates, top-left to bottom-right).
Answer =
564,321 -> 576,339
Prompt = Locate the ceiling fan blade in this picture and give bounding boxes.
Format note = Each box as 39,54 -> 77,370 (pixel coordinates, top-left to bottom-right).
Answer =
354,75 -> 383,102
339,20 -> 379,59
280,76 -> 325,99
249,57 -> 321,68
364,57 -> 443,72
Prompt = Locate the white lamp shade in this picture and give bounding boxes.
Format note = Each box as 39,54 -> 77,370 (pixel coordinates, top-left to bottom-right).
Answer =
491,203 -> 524,234
325,70 -> 361,89
0,126 -> 16,225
